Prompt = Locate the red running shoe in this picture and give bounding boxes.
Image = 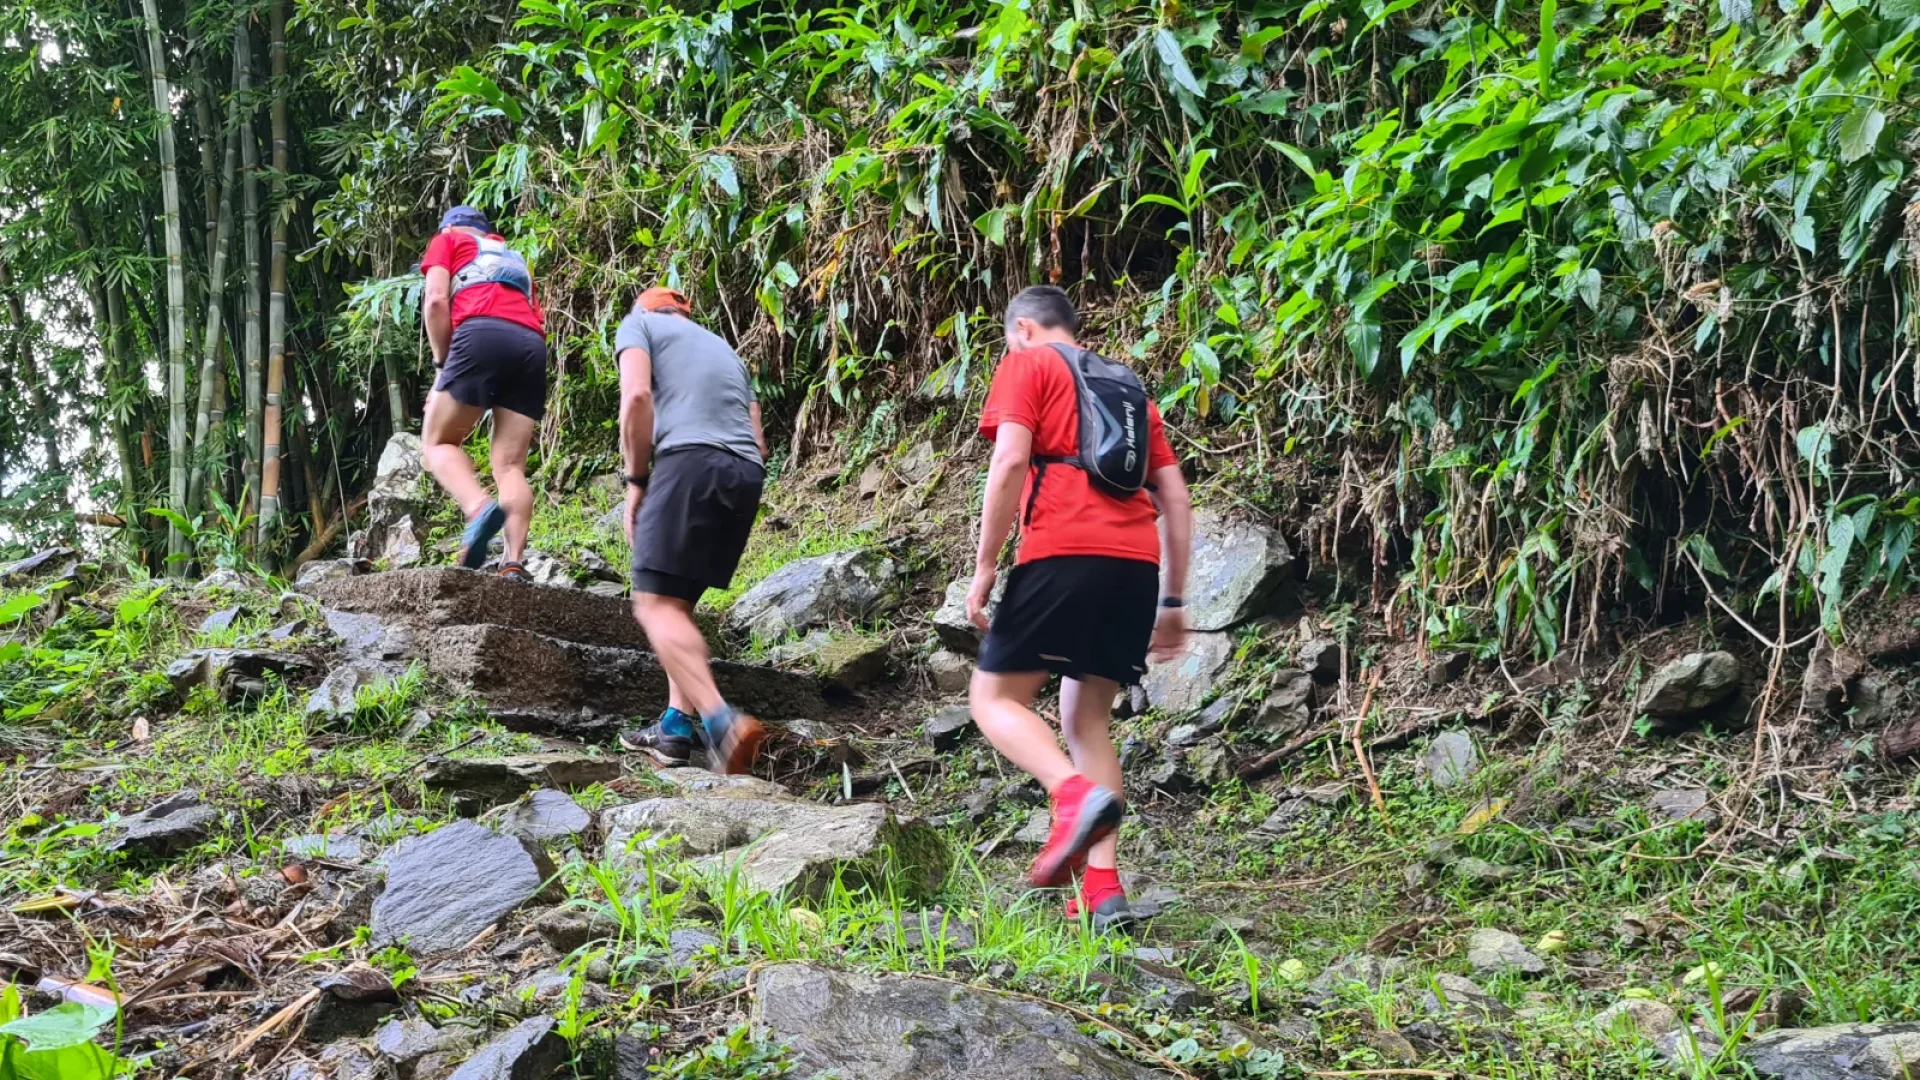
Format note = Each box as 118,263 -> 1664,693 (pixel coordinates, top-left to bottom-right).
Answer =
1028,775 -> 1122,888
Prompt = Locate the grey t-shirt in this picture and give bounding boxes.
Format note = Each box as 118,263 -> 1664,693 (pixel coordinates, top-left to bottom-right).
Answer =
613,309 -> 762,464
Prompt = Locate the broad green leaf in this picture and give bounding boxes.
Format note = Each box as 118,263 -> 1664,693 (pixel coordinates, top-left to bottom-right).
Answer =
972,205 -> 1010,245
1154,29 -> 1204,96
1538,0 -> 1559,91
0,593 -> 44,624
1797,424 -> 1833,479
1837,106 -> 1885,164
1790,215 -> 1817,254
0,1002 -> 116,1052
705,156 -> 740,198
1346,305 -> 1382,376
717,98 -> 753,140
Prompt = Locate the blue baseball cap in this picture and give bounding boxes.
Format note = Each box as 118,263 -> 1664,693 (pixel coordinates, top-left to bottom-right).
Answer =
439,205 -> 493,232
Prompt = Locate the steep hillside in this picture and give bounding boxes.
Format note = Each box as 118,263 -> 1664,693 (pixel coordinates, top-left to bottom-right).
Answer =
3,448 -> 1916,1080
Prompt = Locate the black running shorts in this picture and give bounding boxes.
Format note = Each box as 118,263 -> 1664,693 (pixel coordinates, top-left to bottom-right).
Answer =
435,316 -> 549,421
978,555 -> 1160,686
630,446 -> 765,601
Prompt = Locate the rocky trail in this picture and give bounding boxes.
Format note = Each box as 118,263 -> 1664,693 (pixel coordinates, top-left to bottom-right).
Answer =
3,443 -> 1919,1080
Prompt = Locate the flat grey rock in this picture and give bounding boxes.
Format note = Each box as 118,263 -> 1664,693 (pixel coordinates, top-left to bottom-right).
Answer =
1591,998 -> 1681,1040
308,662 -> 404,722
603,791 -> 945,901
751,963 -> 1161,1079
371,820 -> 559,954
497,790 -> 592,844
927,649 -> 973,694
106,794 -> 220,859
445,1016 -> 566,1080
1647,788 -> 1715,823
284,831 -> 366,862
1013,807 -> 1051,845
1742,1021 -> 1920,1080
199,606 -> 242,634
424,754 -> 622,814
1466,928 -> 1546,974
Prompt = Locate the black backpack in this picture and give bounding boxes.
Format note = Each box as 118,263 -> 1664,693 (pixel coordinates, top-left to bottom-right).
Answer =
1024,342 -> 1153,524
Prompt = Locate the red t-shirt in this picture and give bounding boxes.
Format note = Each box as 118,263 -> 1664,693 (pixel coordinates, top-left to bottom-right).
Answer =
979,345 -> 1177,566
419,230 -> 545,334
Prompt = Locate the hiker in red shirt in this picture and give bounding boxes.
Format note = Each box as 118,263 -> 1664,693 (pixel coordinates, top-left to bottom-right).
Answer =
966,285 -> 1194,929
418,205 -> 548,579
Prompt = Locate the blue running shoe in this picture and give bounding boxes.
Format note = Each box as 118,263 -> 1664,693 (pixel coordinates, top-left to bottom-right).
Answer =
458,500 -> 507,569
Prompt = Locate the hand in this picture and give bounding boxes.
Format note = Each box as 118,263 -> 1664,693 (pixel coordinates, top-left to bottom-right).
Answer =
965,566 -> 997,631
623,483 -> 643,546
1147,605 -> 1188,663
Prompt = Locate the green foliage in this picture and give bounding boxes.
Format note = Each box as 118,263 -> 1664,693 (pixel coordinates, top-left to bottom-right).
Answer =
0,985 -> 131,1080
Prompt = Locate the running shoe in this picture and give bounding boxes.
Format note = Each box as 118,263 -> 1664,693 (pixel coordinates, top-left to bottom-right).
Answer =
1028,775 -> 1123,888
619,720 -> 693,766
498,560 -> 532,583
458,500 -> 507,570
697,707 -> 767,776
1067,892 -> 1141,933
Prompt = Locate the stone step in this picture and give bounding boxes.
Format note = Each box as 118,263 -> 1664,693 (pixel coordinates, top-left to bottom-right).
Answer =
423,624 -> 824,739
310,568 -> 649,651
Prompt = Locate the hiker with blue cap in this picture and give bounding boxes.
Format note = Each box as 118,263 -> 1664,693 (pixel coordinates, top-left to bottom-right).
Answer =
419,205 -> 548,579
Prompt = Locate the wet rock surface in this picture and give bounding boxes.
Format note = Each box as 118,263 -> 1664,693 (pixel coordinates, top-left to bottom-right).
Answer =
751,963 -> 1162,1079
371,821 -> 560,954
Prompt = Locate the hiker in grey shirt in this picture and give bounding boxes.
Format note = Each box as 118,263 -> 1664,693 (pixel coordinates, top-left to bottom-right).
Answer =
613,287 -> 769,774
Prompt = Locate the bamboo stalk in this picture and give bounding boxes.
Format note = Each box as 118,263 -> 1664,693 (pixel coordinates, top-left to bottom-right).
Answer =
140,0 -> 191,572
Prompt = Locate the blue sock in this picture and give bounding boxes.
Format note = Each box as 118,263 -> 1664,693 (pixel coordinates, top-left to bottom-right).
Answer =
660,707 -> 696,738
703,702 -> 737,738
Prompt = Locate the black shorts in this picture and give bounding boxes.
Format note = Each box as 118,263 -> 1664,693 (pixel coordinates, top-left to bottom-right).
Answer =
978,555 -> 1160,686
435,317 -> 549,421
631,446 -> 765,601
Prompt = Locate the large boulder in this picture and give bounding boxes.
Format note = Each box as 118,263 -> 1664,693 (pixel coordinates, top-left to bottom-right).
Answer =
1741,1022 -> 1920,1080
370,820 -> 560,954
930,576 -> 1005,656
725,548 -> 903,641
1638,651 -> 1741,723
765,630 -> 890,690
602,788 -> 945,901
1141,631 -> 1234,714
349,433 -> 428,567
1182,508 -> 1293,631
751,963 -> 1162,1079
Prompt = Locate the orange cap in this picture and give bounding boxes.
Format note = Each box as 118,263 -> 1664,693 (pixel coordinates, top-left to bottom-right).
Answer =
637,286 -> 691,315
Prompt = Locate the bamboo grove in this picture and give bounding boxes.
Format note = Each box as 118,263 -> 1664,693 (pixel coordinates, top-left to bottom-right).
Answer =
5,0 -> 1920,655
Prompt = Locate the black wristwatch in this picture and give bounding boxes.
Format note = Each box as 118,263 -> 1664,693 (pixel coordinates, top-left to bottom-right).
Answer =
1160,596 -> 1184,608
624,473 -> 650,490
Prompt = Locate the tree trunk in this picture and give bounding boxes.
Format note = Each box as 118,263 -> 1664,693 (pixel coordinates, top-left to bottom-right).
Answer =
238,23 -> 264,518
70,208 -> 140,513
187,59 -> 242,520
143,0 -> 192,572
258,0 -> 289,547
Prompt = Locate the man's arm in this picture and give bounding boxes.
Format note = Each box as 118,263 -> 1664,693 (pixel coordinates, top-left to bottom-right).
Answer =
966,422 -> 1032,628
1148,461 -> 1193,659
617,346 -> 655,482
1152,463 -> 1193,599
423,267 -> 453,365
749,400 -> 768,461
